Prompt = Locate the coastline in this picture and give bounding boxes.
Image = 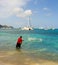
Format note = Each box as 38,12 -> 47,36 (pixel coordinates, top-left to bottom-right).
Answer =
0,50 -> 58,65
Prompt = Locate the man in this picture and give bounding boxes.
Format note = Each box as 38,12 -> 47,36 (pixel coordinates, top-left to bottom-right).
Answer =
16,36 -> 23,49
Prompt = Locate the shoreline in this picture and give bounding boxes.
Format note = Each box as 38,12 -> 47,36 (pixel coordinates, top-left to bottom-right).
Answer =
0,51 -> 58,65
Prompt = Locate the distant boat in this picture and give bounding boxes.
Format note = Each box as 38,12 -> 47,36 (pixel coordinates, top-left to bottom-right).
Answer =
21,26 -> 33,30
49,28 -> 55,30
21,16 -> 33,30
44,27 -> 55,30
38,27 -> 44,29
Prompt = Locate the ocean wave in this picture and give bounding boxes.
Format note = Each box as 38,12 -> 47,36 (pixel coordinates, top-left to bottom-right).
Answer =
28,37 -> 43,42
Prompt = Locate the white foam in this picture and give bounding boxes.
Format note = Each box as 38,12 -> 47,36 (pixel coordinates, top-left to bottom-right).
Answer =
28,37 -> 43,42
28,38 -> 36,41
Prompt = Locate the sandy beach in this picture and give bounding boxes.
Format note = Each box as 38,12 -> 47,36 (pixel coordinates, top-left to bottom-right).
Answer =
0,50 -> 58,65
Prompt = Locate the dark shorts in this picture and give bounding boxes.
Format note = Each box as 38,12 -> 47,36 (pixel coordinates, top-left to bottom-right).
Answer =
16,43 -> 21,48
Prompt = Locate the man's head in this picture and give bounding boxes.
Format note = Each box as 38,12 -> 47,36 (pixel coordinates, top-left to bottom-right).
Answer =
20,36 -> 22,38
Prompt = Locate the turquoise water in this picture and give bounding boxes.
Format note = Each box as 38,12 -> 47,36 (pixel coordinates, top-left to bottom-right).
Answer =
0,29 -> 58,61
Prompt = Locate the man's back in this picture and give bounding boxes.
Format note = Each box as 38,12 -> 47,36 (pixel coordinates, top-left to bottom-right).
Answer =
17,37 -> 22,44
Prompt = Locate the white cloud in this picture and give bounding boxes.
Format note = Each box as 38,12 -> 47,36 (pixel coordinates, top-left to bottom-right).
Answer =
43,7 -> 52,16
0,0 -> 31,18
24,10 -> 32,16
13,7 -> 24,15
16,9 -> 32,18
43,7 -> 49,11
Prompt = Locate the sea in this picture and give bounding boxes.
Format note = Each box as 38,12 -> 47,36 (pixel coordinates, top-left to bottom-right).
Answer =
0,28 -> 58,64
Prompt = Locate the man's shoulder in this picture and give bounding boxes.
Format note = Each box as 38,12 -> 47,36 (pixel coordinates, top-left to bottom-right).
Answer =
18,38 -> 22,39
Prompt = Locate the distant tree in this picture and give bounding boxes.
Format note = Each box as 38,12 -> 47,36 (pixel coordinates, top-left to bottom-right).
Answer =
0,24 -> 14,29
0,24 -> 3,28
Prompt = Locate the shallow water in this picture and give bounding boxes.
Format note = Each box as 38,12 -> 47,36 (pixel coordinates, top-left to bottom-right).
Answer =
0,29 -> 58,65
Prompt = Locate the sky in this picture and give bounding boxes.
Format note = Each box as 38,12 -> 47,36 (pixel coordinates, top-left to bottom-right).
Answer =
0,0 -> 58,28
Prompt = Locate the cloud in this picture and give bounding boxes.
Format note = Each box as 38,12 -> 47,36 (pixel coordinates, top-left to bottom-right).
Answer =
24,10 -> 32,16
13,7 -> 24,15
43,7 -> 49,11
16,9 -> 32,18
0,0 -> 31,18
43,7 -> 52,16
